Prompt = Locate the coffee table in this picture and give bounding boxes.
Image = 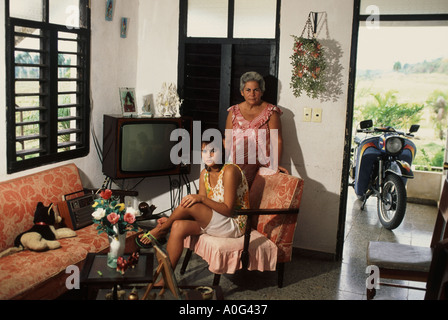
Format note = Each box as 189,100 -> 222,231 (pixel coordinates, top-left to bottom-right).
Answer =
80,252 -> 154,300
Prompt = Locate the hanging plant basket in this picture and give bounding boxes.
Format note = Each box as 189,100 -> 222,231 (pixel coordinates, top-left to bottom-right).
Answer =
290,36 -> 326,99
290,13 -> 326,99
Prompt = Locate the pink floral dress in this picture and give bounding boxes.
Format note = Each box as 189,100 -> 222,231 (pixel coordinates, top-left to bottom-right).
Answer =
227,104 -> 283,185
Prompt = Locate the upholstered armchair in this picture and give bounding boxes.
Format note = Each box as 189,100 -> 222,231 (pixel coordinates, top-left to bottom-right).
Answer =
366,177 -> 448,299
181,170 -> 304,288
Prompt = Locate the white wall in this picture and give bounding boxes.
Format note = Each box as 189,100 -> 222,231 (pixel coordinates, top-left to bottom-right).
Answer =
0,0 -> 355,255
135,0 -> 180,105
278,0 -> 354,253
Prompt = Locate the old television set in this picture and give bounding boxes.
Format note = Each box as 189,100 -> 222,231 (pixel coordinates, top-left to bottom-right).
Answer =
102,115 -> 191,179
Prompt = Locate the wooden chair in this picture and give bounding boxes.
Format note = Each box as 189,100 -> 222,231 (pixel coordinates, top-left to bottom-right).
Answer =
180,171 -> 304,288
366,177 -> 448,299
425,238 -> 448,300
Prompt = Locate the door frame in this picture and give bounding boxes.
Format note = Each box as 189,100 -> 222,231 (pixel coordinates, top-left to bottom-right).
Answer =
336,0 -> 448,261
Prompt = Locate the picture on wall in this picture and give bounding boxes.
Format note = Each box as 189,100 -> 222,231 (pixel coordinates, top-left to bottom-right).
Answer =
119,88 -> 137,117
105,0 -> 114,21
121,18 -> 129,38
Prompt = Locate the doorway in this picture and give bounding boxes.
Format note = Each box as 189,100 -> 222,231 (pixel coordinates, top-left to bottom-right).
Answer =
337,1 -> 448,261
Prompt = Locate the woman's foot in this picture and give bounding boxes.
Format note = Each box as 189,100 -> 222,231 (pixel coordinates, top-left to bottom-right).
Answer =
150,223 -> 169,239
136,225 -> 168,248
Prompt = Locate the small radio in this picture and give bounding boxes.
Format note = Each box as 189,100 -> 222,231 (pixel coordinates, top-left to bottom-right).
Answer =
58,190 -> 95,230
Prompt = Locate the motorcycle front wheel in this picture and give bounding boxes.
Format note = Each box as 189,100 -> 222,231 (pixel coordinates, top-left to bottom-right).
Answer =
377,174 -> 407,230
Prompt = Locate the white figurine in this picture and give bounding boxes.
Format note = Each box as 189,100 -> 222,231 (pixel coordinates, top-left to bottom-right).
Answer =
156,82 -> 183,117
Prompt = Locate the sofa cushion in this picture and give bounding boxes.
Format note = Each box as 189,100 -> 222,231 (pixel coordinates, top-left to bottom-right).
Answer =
0,164 -> 83,252
0,224 -> 111,300
184,229 -> 278,274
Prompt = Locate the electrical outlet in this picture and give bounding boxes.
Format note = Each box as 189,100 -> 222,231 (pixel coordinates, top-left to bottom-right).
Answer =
312,108 -> 322,123
303,107 -> 312,122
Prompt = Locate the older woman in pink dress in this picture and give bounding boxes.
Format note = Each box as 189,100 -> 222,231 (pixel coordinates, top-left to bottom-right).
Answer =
225,71 -> 288,186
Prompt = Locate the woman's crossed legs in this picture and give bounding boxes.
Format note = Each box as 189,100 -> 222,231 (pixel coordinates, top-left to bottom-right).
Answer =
139,203 -> 213,269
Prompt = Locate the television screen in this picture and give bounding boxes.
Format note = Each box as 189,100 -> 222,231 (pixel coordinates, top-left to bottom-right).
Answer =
120,123 -> 178,173
102,114 -> 191,179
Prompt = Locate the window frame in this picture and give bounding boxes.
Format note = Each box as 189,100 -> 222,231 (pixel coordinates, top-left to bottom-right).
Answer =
178,0 -> 281,130
5,0 -> 91,174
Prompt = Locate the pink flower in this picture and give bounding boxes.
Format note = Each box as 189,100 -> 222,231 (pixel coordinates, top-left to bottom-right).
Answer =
107,212 -> 120,224
100,189 -> 113,200
124,212 -> 136,224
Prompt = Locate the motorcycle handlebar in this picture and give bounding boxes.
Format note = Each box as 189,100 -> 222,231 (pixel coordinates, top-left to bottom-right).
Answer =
356,128 -> 414,137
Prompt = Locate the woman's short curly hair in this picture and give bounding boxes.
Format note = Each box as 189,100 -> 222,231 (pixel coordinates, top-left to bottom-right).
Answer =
240,71 -> 265,93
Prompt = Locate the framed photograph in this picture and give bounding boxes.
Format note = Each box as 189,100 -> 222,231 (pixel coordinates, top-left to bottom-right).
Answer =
105,0 -> 114,21
119,88 -> 137,117
121,18 -> 129,38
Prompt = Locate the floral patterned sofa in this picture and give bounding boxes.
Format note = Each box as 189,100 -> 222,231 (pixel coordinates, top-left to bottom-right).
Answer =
0,164 -> 138,300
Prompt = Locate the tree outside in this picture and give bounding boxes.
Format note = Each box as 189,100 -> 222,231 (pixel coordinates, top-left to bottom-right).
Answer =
354,25 -> 448,171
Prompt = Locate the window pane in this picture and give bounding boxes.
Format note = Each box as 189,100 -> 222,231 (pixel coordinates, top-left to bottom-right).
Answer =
187,0 -> 228,38
49,0 -> 80,28
15,36 -> 40,51
23,141 -> 40,152
360,0 -> 448,14
15,51 -> 40,65
58,81 -> 78,93
15,66 -> 40,79
233,0 -> 277,39
59,67 -> 78,79
16,81 -> 40,95
59,53 -> 78,66
16,111 -> 40,124
15,96 -> 40,109
16,123 -> 39,136
59,31 -> 78,39
10,0 -> 43,21
59,39 -> 78,53
59,93 -> 77,105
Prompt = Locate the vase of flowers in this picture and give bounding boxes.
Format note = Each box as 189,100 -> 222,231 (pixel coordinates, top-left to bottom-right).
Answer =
107,225 -> 126,268
91,189 -> 139,268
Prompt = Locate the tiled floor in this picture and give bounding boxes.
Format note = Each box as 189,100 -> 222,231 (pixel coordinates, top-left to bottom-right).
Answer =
60,188 -> 438,300
173,188 -> 438,300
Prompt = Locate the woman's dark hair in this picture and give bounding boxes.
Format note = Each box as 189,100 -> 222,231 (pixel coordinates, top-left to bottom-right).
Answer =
126,91 -> 134,103
201,136 -> 225,172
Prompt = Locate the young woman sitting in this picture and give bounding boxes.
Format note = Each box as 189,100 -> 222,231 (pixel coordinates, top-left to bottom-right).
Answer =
136,138 -> 250,272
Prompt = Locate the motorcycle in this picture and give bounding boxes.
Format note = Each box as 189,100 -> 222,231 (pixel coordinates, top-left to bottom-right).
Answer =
349,120 -> 420,230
